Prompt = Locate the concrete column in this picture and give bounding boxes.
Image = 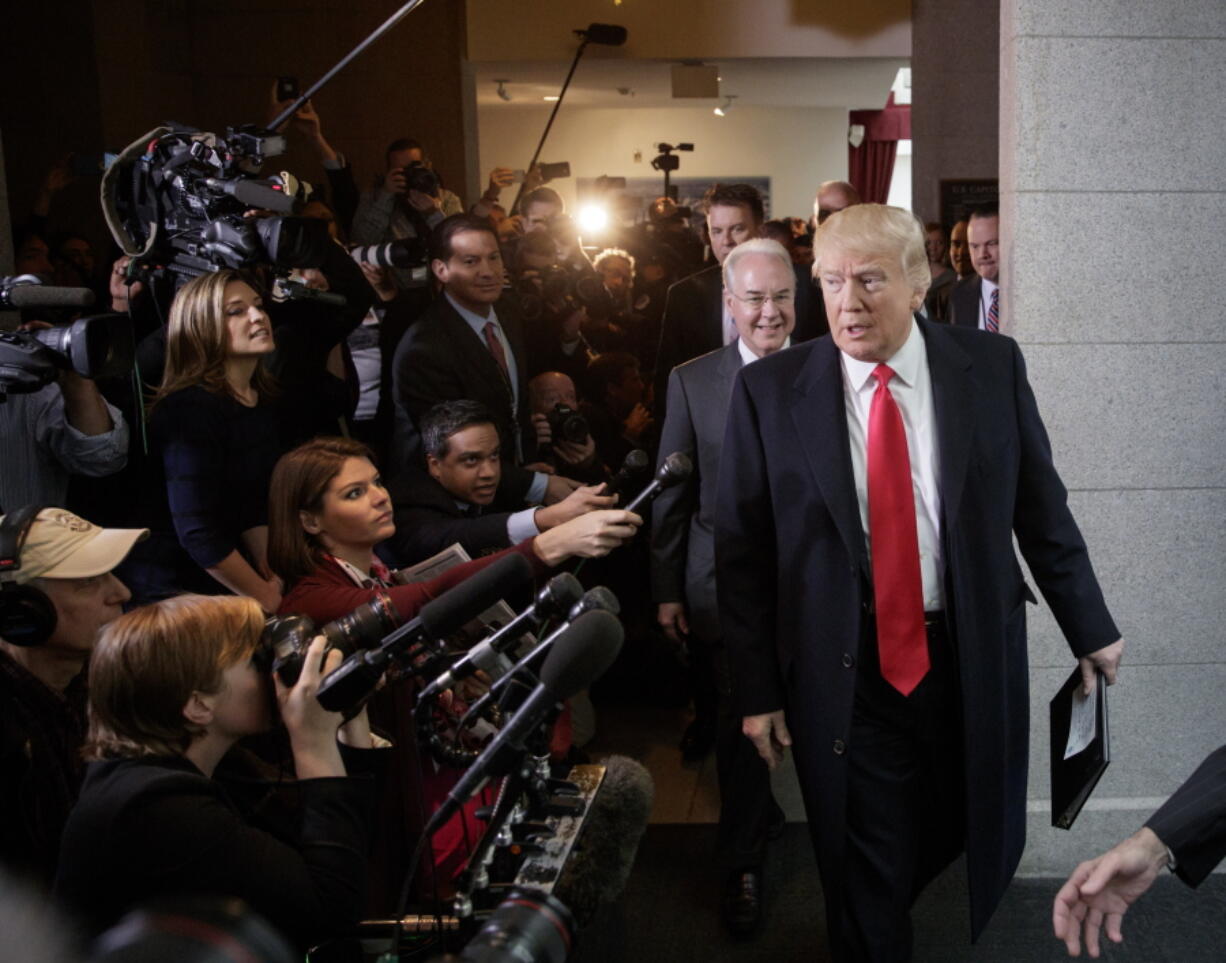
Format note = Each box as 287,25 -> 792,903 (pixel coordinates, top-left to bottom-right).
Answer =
910,0 -> 999,226
1002,0 -> 1226,874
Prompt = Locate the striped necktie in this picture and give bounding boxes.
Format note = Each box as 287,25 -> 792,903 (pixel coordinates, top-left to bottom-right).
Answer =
986,287 -> 1000,333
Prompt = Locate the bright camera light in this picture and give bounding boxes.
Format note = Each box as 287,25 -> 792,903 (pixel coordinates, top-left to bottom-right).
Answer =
577,204 -> 609,234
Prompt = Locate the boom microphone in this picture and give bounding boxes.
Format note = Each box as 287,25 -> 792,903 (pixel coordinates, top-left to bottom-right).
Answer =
425,609 -> 624,836
622,452 -> 693,514
316,552 -> 534,712
604,449 -> 650,501
552,755 -> 654,928
580,23 -> 628,46
0,278 -> 96,310
417,572 -> 583,706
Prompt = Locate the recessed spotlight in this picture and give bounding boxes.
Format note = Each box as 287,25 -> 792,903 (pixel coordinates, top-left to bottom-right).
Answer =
713,95 -> 737,117
494,79 -> 511,102
543,95 -> 560,102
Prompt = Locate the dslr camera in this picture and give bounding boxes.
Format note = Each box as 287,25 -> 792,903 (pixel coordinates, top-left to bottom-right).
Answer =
546,403 -> 590,447
257,594 -> 401,686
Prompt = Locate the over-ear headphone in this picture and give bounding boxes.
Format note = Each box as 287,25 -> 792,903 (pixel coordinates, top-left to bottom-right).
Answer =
0,505 -> 57,647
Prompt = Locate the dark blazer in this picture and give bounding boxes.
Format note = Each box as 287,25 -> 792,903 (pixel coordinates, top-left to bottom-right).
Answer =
714,320 -> 1118,939
1146,745 -> 1226,888
54,753 -> 374,946
950,274 -> 983,328
651,342 -> 742,641
389,295 -> 534,501
385,466 -> 515,566
654,262 -> 827,417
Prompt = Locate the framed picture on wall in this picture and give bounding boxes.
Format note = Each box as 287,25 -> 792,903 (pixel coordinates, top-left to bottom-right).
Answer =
939,178 -> 998,231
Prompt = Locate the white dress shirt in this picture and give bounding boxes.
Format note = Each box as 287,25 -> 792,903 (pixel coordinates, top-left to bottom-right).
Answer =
976,277 -> 1000,331
839,319 -> 945,611
736,335 -> 792,368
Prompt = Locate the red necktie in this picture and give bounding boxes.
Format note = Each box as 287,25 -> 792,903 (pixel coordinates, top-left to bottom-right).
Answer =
986,287 -> 1000,333
483,321 -> 509,380
867,364 -> 929,695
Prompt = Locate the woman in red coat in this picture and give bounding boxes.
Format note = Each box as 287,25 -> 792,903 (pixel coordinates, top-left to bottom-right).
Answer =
266,436 -> 638,907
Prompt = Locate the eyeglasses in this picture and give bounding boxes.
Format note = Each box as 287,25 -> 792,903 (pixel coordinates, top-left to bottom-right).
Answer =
728,290 -> 793,310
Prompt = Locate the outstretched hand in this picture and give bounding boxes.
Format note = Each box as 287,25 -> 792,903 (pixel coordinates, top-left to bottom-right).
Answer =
1052,826 -> 1167,957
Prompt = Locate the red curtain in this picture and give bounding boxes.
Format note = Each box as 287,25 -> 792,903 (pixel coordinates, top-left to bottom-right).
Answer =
849,96 -> 911,204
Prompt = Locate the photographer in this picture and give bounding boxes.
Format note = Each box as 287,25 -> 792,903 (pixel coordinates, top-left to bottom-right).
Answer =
527,371 -> 607,485
582,351 -> 656,472
54,594 -> 379,948
351,137 -> 460,291
0,322 -> 128,509
269,89 -> 359,238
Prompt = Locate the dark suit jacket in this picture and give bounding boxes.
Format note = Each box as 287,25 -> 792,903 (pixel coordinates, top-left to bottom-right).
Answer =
950,274 -> 983,328
385,466 -> 515,566
654,261 -> 828,417
714,320 -> 1118,939
1146,745 -> 1226,888
389,295 -> 534,502
651,342 -> 742,642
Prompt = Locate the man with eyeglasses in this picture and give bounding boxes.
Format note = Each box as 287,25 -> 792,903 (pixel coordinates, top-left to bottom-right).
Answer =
651,238 -> 797,940
654,184 -> 826,420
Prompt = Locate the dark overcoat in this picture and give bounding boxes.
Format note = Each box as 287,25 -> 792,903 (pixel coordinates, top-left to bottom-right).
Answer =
714,319 -> 1118,938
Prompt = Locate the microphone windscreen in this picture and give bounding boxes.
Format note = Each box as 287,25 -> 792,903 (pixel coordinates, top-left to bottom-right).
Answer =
584,23 -> 628,46
554,755 -> 654,928
417,552 -> 533,639
539,609 -> 623,699
7,285 -> 95,309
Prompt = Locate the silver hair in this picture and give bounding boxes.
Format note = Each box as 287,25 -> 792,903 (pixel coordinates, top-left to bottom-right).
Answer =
722,238 -> 794,292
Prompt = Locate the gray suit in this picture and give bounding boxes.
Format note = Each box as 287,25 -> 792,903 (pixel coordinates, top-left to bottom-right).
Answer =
651,342 -> 741,640
651,340 -> 782,873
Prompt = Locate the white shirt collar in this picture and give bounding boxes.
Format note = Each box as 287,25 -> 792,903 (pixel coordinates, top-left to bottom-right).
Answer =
981,276 -> 999,298
737,335 -> 792,367
446,291 -> 497,333
840,317 -> 924,392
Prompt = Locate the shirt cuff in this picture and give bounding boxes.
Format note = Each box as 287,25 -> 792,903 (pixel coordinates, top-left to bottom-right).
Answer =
526,472 -> 549,505
506,508 -> 542,546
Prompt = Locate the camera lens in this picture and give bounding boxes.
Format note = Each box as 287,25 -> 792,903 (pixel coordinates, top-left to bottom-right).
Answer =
319,594 -> 401,656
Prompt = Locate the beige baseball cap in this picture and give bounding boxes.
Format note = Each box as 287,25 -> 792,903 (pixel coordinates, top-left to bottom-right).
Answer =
2,508 -> 148,584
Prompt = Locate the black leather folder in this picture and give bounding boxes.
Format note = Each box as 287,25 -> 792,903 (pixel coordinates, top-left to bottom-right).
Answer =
1050,666 -> 1110,830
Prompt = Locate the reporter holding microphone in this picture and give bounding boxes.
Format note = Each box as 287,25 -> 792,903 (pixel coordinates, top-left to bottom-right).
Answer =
54,594 -> 379,949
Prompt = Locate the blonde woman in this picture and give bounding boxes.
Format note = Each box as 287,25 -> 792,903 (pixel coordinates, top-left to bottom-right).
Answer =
128,270 -> 285,611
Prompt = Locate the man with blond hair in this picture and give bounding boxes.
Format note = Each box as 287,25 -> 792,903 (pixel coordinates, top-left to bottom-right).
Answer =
716,204 -> 1124,959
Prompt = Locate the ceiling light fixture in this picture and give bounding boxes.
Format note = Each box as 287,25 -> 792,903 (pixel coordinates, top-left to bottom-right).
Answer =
494,79 -> 511,102
713,95 -> 737,117
543,95 -> 560,102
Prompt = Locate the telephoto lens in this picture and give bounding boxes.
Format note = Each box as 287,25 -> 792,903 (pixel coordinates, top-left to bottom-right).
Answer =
257,594 -> 402,686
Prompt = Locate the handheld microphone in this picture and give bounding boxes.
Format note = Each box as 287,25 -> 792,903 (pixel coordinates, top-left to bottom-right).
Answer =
622,452 -> 693,514
457,586 -> 621,732
424,608 -> 624,837
316,553 -> 533,712
604,449 -> 649,501
0,277 -> 96,310
417,572 -> 583,706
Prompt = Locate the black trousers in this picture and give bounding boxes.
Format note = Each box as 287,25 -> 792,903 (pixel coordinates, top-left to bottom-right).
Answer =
829,615 -> 966,963
693,639 -> 784,874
